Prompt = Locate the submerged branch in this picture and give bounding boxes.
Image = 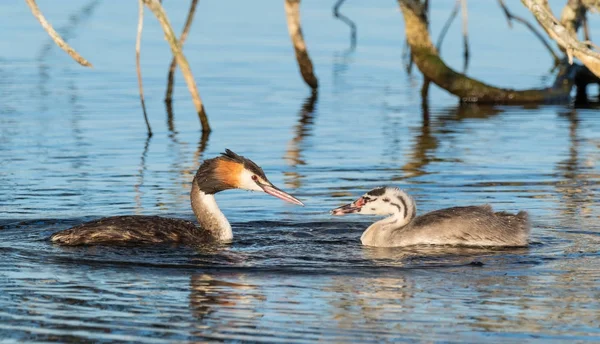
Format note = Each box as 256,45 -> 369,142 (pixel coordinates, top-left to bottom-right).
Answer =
522,0 -> 600,78
285,0 -> 318,89
25,0 -> 92,67
165,0 -> 199,104
497,0 -> 560,65
136,0 -> 152,136
142,0 -> 210,132
333,0 -> 357,50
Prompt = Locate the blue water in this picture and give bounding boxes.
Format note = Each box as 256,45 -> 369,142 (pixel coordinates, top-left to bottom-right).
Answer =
1,0 -> 599,342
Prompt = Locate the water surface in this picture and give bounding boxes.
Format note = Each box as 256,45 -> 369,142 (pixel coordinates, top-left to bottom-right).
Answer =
1,1 -> 599,342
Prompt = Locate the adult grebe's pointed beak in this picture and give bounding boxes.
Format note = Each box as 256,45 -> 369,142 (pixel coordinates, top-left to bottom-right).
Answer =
330,197 -> 365,215
260,183 -> 304,206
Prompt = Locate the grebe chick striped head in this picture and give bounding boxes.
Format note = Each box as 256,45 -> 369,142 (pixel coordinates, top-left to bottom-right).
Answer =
331,186 -> 416,220
195,149 -> 304,206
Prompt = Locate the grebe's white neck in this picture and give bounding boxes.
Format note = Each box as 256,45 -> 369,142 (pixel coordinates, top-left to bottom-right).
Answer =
360,189 -> 417,246
190,182 -> 232,241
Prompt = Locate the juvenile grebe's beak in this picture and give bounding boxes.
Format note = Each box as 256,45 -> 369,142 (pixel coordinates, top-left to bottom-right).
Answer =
330,197 -> 366,215
259,183 -> 304,206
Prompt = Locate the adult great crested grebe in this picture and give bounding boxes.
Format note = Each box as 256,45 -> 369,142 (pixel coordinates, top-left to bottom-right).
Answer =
331,186 -> 529,247
50,149 -> 304,246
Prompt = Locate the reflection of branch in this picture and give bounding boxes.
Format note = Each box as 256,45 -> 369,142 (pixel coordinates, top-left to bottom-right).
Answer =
498,0 -> 560,65
165,0 -> 199,104
136,0 -> 153,136
436,0 -> 460,52
285,90 -> 318,166
333,0 -> 356,50
284,0 -> 318,89
142,0 -> 211,132
134,134 -> 152,213
284,90 -> 318,189
25,0 -> 92,67
522,0 -> 600,78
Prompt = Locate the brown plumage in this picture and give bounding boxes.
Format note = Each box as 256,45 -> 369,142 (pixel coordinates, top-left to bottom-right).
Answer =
50,149 -> 303,246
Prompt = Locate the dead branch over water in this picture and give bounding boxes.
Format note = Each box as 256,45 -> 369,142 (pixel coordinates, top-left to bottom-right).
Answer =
142,0 -> 211,133
522,0 -> 600,78
333,0 -> 357,50
285,0 -> 318,89
25,0 -> 92,67
399,0 -> 580,103
136,0 -> 152,136
165,0 -> 199,104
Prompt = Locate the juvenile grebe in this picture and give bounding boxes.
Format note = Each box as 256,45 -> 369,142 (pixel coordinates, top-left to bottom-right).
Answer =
50,149 -> 304,246
331,186 -> 529,247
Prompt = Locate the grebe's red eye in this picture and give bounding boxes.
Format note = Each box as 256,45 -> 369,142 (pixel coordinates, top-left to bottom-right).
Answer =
251,175 -> 258,181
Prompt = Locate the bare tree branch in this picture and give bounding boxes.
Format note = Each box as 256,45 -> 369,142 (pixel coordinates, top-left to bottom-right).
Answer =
25,0 -> 92,67
136,0 -> 152,136
460,0 -> 470,71
498,0 -> 561,65
285,0 -> 318,89
333,0 -> 356,50
142,0 -> 210,132
436,0 -> 460,52
522,0 -> 600,77
165,0 -> 199,104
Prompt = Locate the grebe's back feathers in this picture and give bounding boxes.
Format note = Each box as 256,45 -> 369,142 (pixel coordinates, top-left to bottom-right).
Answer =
50,216 -> 213,246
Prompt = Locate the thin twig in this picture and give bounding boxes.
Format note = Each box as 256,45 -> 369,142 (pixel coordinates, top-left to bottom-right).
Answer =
333,0 -> 357,50
143,0 -> 210,132
436,0 -> 460,52
498,0 -> 560,65
165,0 -> 199,104
25,0 -> 92,67
460,0 -> 470,71
136,0 -> 152,136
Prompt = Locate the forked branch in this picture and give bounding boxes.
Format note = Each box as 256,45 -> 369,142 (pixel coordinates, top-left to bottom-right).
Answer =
142,0 -> 211,132
165,0 -> 199,104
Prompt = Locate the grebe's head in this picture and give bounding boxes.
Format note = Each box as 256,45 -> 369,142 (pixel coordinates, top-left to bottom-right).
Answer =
195,149 -> 304,206
330,186 -> 416,218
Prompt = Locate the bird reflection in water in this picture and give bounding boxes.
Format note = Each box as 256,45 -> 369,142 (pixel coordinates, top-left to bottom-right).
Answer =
189,274 -> 265,337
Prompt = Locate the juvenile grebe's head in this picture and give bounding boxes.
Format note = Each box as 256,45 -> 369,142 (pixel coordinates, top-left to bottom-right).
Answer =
195,149 -> 304,206
330,186 -> 416,219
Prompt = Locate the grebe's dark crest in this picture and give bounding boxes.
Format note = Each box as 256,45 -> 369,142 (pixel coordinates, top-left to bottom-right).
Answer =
331,186 -> 529,247
50,149 -> 303,246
